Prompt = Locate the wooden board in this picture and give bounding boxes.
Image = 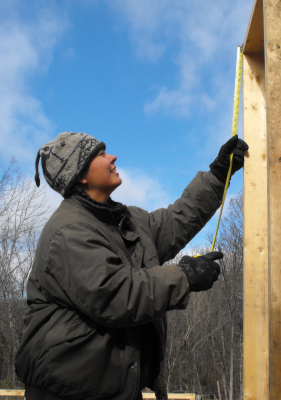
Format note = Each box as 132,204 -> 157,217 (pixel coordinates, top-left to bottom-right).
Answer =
264,0 -> 281,396
142,394 -> 195,400
243,0 -> 269,399
243,0 -> 281,398
243,0 -> 264,54
0,390 -> 25,397
243,51 -> 269,399
0,390 -> 195,399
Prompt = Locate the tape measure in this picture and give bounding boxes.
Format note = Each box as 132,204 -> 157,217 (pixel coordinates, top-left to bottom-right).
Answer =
210,45 -> 243,252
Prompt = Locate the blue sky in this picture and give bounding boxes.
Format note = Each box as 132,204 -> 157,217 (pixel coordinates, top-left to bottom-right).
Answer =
0,0 -> 253,248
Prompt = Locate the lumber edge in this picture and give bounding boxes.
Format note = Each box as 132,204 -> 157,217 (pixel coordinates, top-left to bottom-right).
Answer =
0,390 -> 196,399
143,394 -> 195,400
243,0 -> 264,54
0,390 -> 25,396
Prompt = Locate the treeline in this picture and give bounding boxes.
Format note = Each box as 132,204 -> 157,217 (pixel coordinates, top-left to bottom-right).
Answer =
0,159 -> 243,400
0,158 -> 48,388
165,192 -> 243,400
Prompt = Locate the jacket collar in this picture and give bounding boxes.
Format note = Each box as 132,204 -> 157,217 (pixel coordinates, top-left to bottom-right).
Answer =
70,194 -> 128,225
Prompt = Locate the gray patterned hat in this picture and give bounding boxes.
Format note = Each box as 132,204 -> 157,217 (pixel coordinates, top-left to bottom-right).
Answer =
35,132 -> 105,197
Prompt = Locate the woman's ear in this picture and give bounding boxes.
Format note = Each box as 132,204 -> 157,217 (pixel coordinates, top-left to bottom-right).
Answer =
78,176 -> 88,184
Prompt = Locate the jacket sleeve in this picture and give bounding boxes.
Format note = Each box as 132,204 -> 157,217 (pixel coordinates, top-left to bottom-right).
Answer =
147,171 -> 224,264
43,223 -> 190,329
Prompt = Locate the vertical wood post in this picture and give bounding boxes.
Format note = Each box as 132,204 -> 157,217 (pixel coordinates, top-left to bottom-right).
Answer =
264,0 -> 281,396
243,0 -> 281,398
243,51 -> 269,400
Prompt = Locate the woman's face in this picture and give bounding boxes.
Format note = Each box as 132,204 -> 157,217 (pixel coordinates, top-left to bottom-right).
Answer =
79,149 -> 122,202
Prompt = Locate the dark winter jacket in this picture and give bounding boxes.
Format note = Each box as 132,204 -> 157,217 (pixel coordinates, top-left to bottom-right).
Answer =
15,171 -> 224,400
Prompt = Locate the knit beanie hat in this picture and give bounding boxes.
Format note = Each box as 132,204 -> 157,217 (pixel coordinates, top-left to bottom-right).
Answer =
35,132 -> 105,197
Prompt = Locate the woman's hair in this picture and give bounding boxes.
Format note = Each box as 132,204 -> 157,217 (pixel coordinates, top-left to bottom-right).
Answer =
64,161 -> 90,198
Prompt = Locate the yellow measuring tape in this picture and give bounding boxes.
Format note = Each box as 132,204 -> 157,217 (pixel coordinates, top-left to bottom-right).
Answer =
210,45 -> 243,252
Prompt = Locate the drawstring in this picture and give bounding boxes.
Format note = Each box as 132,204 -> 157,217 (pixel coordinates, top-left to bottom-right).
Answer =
34,150 -> 41,187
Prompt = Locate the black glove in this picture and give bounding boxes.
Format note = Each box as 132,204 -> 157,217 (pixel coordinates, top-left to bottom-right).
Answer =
179,252 -> 223,292
209,135 -> 249,184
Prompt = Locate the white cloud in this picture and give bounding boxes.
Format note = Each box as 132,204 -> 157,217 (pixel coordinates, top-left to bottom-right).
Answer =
45,185 -> 64,215
41,167 -> 237,251
108,0 -> 169,61
108,0 -> 253,118
110,167 -> 172,211
0,2 -> 68,163
144,87 -> 195,118
41,166 -> 172,215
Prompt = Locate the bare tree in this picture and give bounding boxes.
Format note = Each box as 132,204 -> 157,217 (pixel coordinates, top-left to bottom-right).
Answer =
0,158 -> 49,386
205,191 -> 243,400
164,191 -> 244,400
0,160 -> 244,397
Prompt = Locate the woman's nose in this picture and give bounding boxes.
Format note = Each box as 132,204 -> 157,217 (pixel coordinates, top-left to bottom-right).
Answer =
108,154 -> 117,163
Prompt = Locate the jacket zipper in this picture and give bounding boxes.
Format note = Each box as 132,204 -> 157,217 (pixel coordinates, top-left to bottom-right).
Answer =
109,211 -> 142,400
109,211 -> 132,264
132,328 -> 141,400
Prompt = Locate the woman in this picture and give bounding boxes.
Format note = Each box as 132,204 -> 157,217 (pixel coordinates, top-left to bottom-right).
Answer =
15,131 -> 248,400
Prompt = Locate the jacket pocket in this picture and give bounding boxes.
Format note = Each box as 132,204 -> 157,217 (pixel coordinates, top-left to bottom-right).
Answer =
142,244 -> 159,269
43,319 -> 92,349
37,320 -> 125,399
